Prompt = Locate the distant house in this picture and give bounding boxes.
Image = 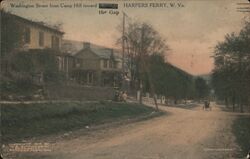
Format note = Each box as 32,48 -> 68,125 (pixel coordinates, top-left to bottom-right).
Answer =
1,11 -> 74,78
72,42 -> 123,86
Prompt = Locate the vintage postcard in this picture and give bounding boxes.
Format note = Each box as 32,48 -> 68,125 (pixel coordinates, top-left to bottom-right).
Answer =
1,0 -> 250,158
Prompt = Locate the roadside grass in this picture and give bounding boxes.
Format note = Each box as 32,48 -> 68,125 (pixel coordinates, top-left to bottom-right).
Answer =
1,101 -> 160,143
232,115 -> 250,157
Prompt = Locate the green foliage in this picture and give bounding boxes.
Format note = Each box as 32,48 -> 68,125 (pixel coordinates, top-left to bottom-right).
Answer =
212,20 -> 250,108
194,77 -> 210,99
0,49 -> 65,98
1,10 -> 24,58
232,116 -> 250,157
11,53 -> 35,73
0,79 -> 41,97
9,50 -> 64,83
121,21 -> 169,83
2,102 -> 158,143
121,20 -> 196,100
1,10 -> 64,84
144,54 -> 195,100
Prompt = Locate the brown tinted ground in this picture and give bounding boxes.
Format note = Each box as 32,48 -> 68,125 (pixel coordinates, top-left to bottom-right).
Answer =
4,102 -> 250,159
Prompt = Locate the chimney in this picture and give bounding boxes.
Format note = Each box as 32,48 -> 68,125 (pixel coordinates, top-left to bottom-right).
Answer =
83,42 -> 90,49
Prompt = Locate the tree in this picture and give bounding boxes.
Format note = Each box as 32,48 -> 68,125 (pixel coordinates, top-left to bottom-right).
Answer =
194,77 -> 209,100
162,63 -> 195,103
139,53 -> 195,105
123,22 -> 169,83
212,20 -> 250,112
1,10 -> 25,74
118,20 -> 169,109
1,10 -> 24,56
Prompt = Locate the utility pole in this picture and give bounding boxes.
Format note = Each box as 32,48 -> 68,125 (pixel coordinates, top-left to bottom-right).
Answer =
139,27 -> 144,104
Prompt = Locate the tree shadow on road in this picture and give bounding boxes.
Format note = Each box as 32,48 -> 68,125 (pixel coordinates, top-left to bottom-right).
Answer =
164,103 -> 201,110
220,105 -> 250,113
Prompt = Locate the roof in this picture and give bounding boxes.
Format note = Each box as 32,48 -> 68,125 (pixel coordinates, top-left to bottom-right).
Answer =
62,40 -> 122,61
88,44 -> 119,59
20,49 -> 73,57
2,11 -> 64,35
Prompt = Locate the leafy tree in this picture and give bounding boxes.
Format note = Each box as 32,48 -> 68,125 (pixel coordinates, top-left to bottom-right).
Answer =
1,10 -> 25,74
194,77 -> 209,100
163,63 -> 195,102
118,21 -> 169,108
144,54 -> 195,103
118,19 -> 205,106
123,22 -> 169,83
1,10 -> 24,57
212,20 -> 250,112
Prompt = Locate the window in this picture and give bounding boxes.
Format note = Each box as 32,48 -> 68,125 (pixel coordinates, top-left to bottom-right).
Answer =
109,60 -> 113,68
51,36 -> 59,49
104,60 -> 108,68
39,32 -> 44,46
51,36 -> 53,48
24,27 -> 30,43
55,37 -> 59,48
87,72 -> 94,84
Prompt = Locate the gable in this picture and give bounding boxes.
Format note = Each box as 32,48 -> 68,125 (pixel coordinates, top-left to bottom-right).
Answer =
75,48 -> 100,59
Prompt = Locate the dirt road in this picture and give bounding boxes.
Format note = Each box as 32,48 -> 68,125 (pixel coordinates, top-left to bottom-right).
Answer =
36,102 -> 245,159
8,102 -> 248,159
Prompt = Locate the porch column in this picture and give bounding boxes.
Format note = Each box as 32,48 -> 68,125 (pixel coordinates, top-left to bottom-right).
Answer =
96,71 -> 102,86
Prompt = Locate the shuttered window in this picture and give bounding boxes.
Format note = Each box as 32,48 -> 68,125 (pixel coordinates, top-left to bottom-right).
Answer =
24,27 -> 30,43
39,32 -> 44,46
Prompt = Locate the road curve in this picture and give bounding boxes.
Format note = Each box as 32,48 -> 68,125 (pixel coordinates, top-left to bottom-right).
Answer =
49,102 -> 243,159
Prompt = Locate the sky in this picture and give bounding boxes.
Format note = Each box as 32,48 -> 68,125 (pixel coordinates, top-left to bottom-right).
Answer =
2,0 -> 248,75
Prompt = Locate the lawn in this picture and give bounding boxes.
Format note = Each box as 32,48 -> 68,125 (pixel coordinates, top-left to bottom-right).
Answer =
1,101 -> 160,143
232,115 -> 250,158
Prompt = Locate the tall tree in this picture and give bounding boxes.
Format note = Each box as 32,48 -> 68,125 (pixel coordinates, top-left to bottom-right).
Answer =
1,10 -> 24,74
1,10 -> 24,56
194,77 -> 209,100
124,22 -> 169,82
122,21 -> 169,109
212,20 -> 250,112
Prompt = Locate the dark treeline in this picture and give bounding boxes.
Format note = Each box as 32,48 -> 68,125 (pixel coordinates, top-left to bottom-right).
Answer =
144,54 -> 194,101
143,54 -> 209,103
211,20 -> 250,112
120,20 -> 210,106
